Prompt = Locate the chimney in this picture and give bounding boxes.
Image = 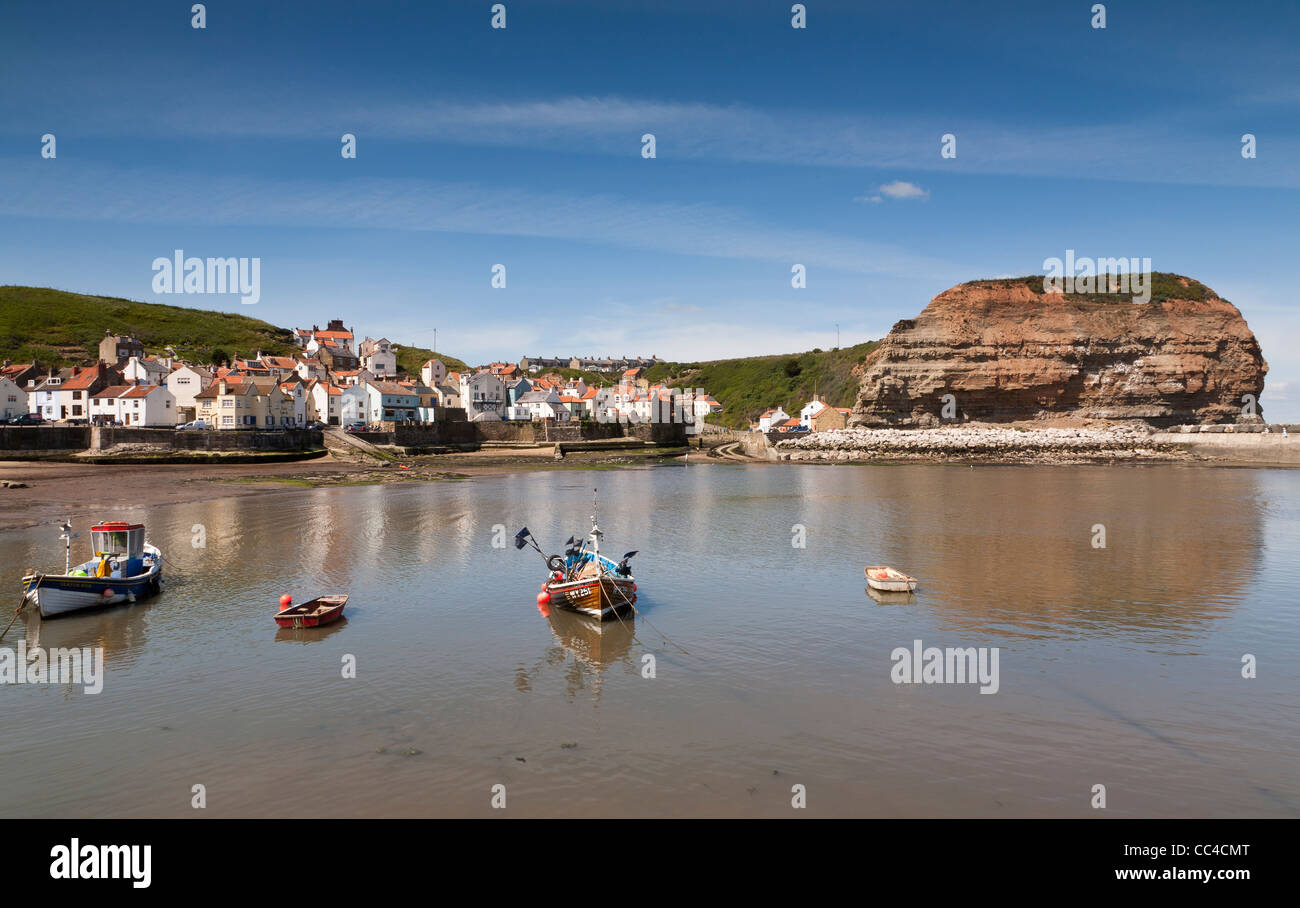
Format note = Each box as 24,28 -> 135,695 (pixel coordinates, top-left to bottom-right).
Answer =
218,380 -> 228,395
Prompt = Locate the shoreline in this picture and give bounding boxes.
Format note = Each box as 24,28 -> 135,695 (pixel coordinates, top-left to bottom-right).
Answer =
4,429 -> 1296,533
0,446 -> 690,532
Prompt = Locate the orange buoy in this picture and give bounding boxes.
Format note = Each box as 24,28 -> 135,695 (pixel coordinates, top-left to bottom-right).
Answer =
280,593 -> 293,610
536,591 -> 552,617
632,583 -> 637,592
102,588 -> 115,598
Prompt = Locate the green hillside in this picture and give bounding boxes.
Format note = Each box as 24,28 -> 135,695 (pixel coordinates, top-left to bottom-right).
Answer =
0,285 -> 298,367
645,341 -> 880,429
394,345 -> 469,377
0,285 -> 466,374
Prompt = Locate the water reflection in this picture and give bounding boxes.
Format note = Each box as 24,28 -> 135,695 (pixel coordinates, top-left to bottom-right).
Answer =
2,463 -> 1296,818
21,597 -> 157,669
274,617 -> 349,644
513,608 -> 638,706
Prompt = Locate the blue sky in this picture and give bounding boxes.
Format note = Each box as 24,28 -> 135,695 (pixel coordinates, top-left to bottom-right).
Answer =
1,0 -> 1297,417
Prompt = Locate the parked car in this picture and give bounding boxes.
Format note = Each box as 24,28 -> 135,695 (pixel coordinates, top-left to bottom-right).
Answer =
5,413 -> 45,426
344,422 -> 368,434
305,421 -> 326,430
177,419 -> 209,430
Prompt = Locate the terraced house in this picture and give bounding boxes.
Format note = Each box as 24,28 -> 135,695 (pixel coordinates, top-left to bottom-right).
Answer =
195,378 -> 291,429
360,380 -> 418,423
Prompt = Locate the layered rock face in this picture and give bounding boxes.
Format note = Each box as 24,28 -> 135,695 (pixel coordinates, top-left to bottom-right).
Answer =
852,276 -> 1268,427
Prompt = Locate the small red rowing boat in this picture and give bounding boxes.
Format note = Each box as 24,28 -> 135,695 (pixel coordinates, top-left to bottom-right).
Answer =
274,595 -> 348,628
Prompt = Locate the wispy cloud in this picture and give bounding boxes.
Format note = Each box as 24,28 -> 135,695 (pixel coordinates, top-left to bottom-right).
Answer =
10,92 -> 1299,189
0,159 -> 964,279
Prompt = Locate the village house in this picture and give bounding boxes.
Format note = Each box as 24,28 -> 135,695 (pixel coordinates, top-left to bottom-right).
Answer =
338,384 -> 368,425
361,380 -> 419,424
757,406 -> 790,432
1,360 -> 43,391
420,358 -> 447,388
279,377 -> 308,426
800,397 -> 852,432
89,384 -> 177,427
298,320 -> 356,354
687,391 -> 723,434
506,375 -> 533,407
98,331 -> 145,365
306,379 -> 342,425
165,363 -> 213,421
0,375 -> 28,420
404,382 -> 441,422
195,378 -> 290,429
359,338 -> 397,378
459,371 -> 505,422
257,354 -> 301,379
510,387 -> 570,421
31,363 -> 117,423
122,355 -> 170,385
295,357 -> 329,383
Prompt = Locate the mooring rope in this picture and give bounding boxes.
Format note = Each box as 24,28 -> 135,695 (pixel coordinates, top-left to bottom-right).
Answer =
601,570 -> 690,655
0,574 -> 39,641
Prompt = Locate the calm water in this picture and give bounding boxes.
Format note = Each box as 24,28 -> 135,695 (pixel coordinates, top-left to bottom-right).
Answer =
2,464 -> 1298,818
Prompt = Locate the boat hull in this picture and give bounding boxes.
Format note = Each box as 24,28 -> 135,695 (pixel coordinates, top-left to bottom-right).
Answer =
864,566 -> 917,592
545,576 -> 636,622
23,555 -> 163,619
274,596 -> 348,628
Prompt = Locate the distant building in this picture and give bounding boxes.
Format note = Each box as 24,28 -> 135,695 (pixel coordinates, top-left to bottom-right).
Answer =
421,358 -> 447,388
757,406 -> 790,432
359,337 -> 397,378
459,371 -> 505,422
90,384 -> 177,427
98,331 -> 145,365
0,375 -> 28,420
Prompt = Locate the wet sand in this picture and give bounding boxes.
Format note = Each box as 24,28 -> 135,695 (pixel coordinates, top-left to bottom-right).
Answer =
0,446 -> 692,532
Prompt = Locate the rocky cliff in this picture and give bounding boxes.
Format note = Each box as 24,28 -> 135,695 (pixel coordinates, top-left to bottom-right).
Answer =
852,275 -> 1267,427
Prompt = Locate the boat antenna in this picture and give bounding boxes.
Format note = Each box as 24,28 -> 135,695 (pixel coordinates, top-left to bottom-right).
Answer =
59,518 -> 73,574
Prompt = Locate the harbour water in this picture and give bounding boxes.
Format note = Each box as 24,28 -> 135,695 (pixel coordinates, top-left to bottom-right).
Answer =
2,463 -> 1297,817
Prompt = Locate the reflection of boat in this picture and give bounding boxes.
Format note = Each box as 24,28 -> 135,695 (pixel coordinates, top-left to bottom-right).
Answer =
865,586 -> 917,605
546,608 -> 636,667
21,520 -> 163,618
274,595 -> 348,628
516,489 -> 639,622
275,617 -> 350,643
865,565 -> 917,592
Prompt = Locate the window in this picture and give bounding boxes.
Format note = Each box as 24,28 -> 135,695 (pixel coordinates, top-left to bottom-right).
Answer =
222,399 -> 234,408
222,416 -> 234,426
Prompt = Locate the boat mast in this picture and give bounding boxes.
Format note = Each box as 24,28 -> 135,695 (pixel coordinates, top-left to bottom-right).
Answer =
59,519 -> 73,574
589,487 -> 602,561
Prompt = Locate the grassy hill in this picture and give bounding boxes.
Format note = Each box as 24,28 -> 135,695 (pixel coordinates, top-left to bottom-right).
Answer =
0,285 -> 465,374
645,341 -> 879,429
0,286 -> 299,367
394,345 -> 468,377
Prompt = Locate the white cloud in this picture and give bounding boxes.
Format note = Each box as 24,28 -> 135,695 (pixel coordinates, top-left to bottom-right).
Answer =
856,180 -> 930,203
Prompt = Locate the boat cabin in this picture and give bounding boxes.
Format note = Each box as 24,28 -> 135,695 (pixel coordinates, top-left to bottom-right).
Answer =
91,521 -> 146,576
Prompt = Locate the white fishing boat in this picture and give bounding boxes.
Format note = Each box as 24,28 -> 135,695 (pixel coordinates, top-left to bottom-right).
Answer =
864,565 -> 917,592
21,520 -> 163,618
